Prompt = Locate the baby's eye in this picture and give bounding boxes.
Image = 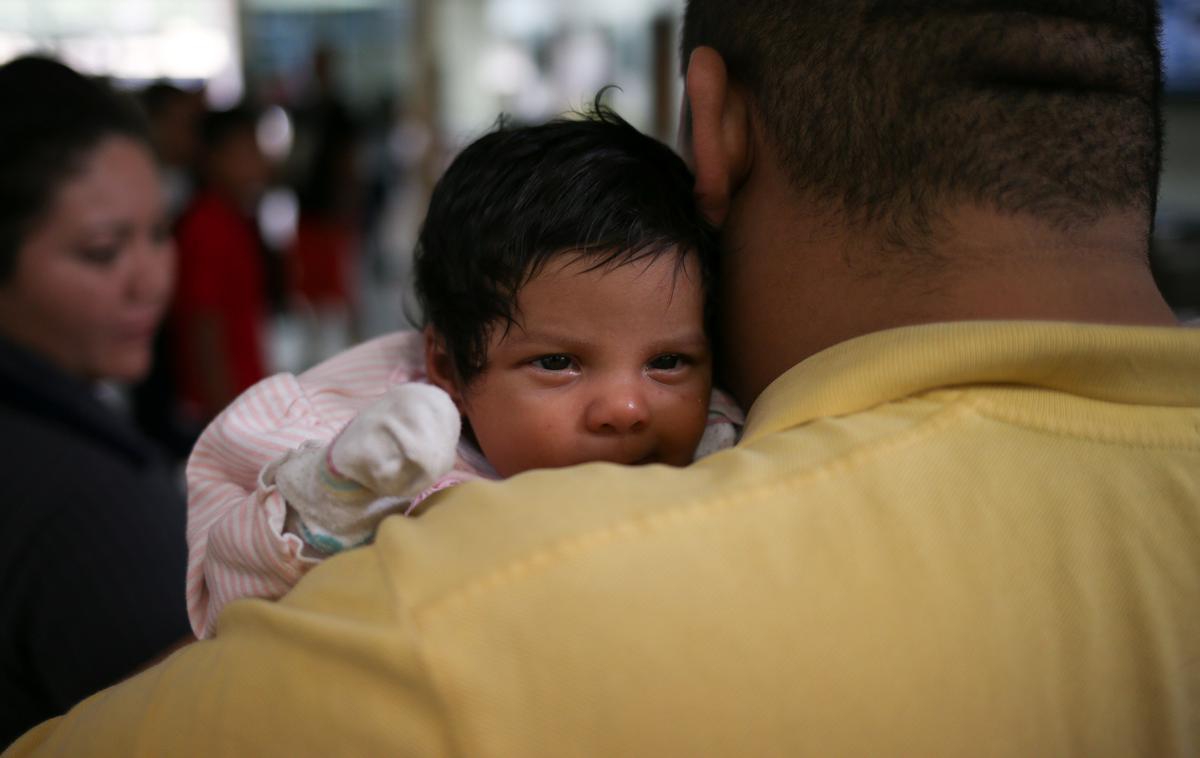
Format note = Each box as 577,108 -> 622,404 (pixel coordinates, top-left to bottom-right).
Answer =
533,354 -> 574,371
648,354 -> 686,371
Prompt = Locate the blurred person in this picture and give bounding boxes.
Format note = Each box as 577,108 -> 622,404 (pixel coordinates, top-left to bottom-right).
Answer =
170,107 -> 271,424
359,95 -> 435,336
289,110 -> 362,364
184,105 -> 741,639
285,43 -> 362,361
0,56 -> 190,749
131,82 -> 206,463
290,43 -> 355,180
139,82 -> 202,221
9,2 -> 1200,756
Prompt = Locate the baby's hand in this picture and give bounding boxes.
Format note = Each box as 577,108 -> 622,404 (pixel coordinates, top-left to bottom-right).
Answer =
328,383 -> 462,497
272,384 -> 461,551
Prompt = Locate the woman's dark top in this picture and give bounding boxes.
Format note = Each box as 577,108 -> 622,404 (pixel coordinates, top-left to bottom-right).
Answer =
0,336 -> 190,748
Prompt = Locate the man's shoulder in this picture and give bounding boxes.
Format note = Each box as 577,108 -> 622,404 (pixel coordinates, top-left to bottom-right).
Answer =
364,392 -> 958,611
365,372 -> 1199,612
139,374 -> 1200,755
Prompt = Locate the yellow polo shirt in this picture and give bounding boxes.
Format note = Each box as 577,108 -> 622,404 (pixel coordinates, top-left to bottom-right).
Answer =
10,322 -> 1200,757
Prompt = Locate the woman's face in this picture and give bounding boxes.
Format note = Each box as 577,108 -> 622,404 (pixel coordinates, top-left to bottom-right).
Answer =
0,136 -> 175,382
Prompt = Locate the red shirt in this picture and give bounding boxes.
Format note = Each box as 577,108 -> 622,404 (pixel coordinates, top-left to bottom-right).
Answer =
171,190 -> 268,420
289,216 -> 356,306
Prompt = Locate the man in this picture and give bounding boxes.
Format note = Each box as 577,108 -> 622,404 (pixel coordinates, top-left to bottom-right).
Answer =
9,1 -> 1198,755
171,107 -> 272,425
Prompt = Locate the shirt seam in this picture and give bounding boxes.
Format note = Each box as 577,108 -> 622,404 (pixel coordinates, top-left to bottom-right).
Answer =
412,392 -> 978,625
372,538 -> 466,758
967,398 -> 1200,451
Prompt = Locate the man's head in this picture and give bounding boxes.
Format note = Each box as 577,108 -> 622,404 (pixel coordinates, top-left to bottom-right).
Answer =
198,107 -> 269,210
141,82 -> 201,170
681,0 -> 1163,247
415,103 -> 719,476
679,1 -> 1173,406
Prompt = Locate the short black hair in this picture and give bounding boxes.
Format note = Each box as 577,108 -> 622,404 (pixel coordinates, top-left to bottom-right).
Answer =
0,56 -> 152,283
199,106 -> 259,153
139,81 -> 189,119
415,100 -> 717,383
682,0 -> 1164,250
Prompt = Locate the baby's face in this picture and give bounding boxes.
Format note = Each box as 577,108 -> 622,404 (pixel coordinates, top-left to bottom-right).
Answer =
457,251 -> 712,478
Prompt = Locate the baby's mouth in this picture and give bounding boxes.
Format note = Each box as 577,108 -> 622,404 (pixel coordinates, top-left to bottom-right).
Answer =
584,449 -> 658,467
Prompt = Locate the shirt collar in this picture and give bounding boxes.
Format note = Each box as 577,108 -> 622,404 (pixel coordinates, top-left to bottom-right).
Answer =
742,321 -> 1200,445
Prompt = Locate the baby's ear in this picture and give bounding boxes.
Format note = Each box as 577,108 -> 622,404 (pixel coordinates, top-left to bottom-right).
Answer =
423,328 -> 466,412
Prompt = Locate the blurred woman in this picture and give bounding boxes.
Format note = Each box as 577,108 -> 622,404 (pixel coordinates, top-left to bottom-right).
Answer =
0,56 -> 191,747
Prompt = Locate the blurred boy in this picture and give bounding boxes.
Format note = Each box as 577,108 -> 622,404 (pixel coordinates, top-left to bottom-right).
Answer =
171,107 -> 271,423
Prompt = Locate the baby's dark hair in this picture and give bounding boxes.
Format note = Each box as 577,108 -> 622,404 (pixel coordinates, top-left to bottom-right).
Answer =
415,99 -> 717,384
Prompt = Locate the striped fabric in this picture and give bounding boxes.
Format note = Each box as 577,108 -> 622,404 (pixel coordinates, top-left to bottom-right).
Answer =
185,331 -> 743,639
185,332 -> 458,638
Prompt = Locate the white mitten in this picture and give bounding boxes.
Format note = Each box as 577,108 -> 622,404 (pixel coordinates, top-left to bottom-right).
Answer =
272,383 -> 461,552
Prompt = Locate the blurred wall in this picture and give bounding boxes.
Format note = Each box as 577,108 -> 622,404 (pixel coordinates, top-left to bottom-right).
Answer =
1155,103 -> 1200,315
1161,104 -> 1200,215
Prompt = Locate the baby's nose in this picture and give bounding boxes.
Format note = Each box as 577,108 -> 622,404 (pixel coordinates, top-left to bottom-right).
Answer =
585,385 -> 649,435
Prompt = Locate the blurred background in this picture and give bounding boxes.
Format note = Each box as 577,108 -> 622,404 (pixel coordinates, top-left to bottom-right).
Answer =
0,0 -> 1197,457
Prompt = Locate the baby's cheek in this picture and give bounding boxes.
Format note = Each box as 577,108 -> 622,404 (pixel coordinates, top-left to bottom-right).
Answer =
499,416 -> 577,475
662,393 -> 711,460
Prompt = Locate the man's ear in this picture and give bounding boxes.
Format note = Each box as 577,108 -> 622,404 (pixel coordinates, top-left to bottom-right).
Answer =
423,327 -> 466,412
683,46 -> 752,227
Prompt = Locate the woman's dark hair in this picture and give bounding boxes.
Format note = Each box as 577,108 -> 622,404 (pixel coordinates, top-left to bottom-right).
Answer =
415,98 -> 718,384
0,56 -> 153,282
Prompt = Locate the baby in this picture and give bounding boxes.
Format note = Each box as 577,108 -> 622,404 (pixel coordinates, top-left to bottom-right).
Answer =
185,105 -> 742,638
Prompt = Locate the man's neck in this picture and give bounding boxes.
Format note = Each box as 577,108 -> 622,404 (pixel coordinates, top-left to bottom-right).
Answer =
904,205 -> 1177,326
719,170 -> 1178,406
